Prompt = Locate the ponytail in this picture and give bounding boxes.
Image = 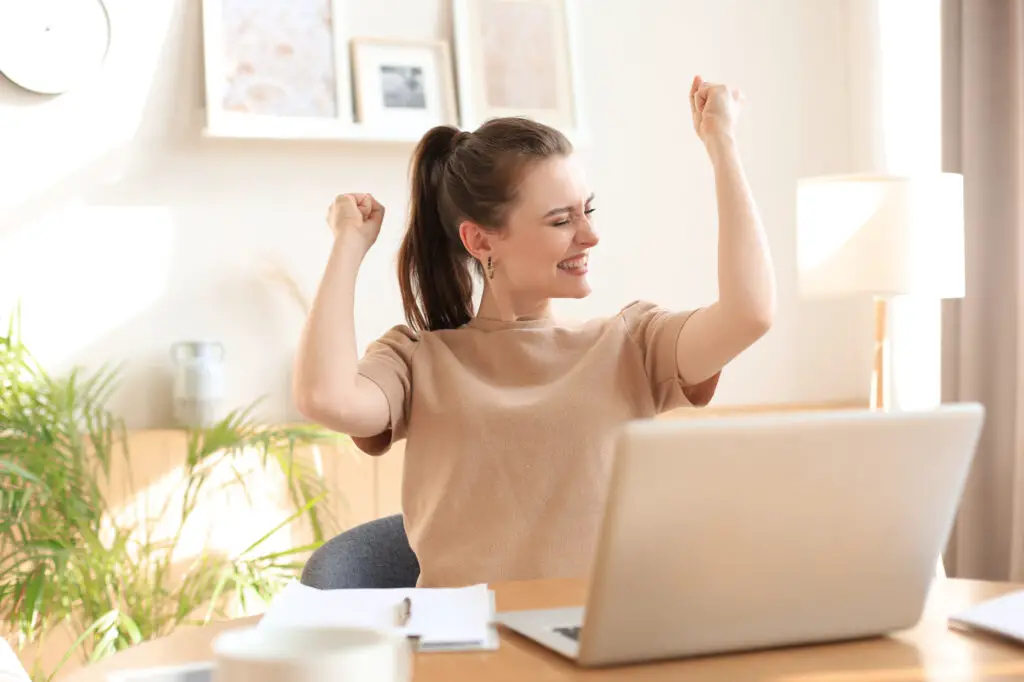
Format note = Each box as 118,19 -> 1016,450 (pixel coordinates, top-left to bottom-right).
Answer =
397,117 -> 573,332
397,125 -> 474,332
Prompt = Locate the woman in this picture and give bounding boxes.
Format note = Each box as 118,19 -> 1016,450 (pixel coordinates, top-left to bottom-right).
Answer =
294,76 -> 775,588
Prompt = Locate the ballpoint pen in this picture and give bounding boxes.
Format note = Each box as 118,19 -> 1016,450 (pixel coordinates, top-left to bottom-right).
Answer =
396,596 -> 412,628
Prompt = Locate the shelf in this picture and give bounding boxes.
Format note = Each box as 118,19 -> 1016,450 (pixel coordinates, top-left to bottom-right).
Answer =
201,112 -> 434,144
200,112 -> 593,148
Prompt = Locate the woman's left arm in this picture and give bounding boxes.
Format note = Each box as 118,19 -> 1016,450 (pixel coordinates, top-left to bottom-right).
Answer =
675,76 -> 777,386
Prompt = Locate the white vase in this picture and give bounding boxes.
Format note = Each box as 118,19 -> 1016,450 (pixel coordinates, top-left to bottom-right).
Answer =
171,341 -> 226,428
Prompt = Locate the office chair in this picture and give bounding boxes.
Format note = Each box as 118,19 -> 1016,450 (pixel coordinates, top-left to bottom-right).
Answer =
300,513 -> 420,589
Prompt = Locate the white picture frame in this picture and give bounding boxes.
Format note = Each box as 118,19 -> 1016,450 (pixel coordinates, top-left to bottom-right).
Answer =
200,0 -> 439,143
451,0 -> 589,145
350,38 -> 459,137
200,0 -> 356,139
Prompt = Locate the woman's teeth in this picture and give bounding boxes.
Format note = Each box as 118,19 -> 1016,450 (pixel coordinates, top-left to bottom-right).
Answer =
558,254 -> 588,271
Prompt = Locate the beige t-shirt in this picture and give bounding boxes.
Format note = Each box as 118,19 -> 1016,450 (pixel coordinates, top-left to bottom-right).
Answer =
353,300 -> 719,587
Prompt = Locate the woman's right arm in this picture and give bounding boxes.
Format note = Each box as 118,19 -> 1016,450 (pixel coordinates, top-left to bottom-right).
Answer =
293,194 -> 391,437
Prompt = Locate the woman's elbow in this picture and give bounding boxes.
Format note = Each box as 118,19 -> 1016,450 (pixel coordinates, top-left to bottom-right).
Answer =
294,386 -> 332,424
293,380 -> 349,427
749,306 -> 774,339
721,291 -> 775,343
292,382 -> 387,439
735,303 -> 774,346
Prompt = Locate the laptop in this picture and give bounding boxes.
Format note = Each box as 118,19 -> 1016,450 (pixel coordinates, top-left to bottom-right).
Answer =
495,403 -> 985,667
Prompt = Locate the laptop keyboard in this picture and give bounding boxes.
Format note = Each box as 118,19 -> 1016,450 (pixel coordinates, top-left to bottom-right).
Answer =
554,626 -> 582,641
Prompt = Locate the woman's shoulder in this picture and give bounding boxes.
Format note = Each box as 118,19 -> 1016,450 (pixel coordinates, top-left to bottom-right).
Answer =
614,299 -> 694,334
364,324 -> 422,363
374,323 -> 421,344
616,299 -> 666,320
367,322 -> 471,354
562,303 -> 653,333
557,300 -> 668,338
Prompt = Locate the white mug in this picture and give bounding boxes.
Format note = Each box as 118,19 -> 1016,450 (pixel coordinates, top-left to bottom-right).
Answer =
212,626 -> 412,682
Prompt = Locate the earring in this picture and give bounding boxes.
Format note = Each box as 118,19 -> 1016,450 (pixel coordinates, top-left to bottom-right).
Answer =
486,256 -> 495,280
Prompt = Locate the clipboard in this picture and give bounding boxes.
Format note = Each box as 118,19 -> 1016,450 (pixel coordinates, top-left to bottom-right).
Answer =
948,589 -> 1024,645
257,580 -> 499,652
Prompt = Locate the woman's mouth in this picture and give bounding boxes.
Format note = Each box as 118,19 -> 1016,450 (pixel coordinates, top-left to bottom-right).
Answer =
557,253 -> 588,275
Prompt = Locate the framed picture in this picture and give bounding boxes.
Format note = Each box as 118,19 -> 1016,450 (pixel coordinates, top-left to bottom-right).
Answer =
350,38 -> 458,135
200,0 -> 356,137
452,0 -> 587,141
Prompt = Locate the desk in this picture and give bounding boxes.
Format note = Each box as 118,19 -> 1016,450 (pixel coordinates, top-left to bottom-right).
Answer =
65,578 -> 1024,682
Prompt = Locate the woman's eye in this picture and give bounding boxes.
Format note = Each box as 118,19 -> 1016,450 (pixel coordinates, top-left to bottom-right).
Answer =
552,208 -> 595,226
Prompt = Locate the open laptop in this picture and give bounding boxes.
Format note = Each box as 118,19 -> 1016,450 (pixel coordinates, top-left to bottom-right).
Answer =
495,403 -> 985,667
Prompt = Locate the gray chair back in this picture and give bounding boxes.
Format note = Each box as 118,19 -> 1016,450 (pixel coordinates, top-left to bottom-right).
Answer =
300,514 -> 420,589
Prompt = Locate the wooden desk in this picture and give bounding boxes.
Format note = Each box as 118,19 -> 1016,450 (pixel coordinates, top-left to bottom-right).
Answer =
65,578 -> 1024,682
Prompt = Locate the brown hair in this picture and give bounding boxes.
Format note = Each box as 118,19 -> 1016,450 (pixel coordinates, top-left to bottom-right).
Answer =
397,117 -> 573,332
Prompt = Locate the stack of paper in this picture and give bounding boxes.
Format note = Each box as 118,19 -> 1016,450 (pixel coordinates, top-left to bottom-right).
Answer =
257,581 -> 499,652
948,590 -> 1024,645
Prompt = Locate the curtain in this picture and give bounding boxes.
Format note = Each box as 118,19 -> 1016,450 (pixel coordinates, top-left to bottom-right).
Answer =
941,0 -> 1024,581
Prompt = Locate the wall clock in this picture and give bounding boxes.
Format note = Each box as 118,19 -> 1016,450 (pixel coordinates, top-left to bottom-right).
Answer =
0,0 -> 111,95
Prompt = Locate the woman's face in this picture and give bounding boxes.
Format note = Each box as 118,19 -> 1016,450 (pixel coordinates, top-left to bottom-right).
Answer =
489,154 -> 599,303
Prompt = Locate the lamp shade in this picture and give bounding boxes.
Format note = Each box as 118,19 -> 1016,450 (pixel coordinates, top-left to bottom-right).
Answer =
796,173 -> 965,298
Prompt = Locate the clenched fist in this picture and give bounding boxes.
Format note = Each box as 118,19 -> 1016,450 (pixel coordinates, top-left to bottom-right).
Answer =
690,75 -> 744,146
328,193 -> 385,251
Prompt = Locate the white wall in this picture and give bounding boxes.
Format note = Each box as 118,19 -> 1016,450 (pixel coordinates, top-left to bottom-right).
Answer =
866,0 -> 944,411
0,0 -> 873,428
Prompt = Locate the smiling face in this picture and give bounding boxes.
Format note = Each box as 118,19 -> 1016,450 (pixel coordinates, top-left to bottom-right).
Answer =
474,154 -> 599,305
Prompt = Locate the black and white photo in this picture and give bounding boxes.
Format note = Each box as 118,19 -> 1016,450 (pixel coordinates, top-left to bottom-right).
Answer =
351,38 -> 457,135
380,65 -> 427,109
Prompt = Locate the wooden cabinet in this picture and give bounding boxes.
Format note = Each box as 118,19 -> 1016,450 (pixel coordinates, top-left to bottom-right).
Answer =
119,402 -> 859,545
112,430 -> 400,540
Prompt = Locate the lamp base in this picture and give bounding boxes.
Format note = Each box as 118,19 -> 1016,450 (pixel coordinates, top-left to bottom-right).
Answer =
870,296 -> 892,411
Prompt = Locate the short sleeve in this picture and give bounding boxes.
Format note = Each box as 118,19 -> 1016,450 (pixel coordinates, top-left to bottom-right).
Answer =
620,300 -> 721,412
351,325 -> 419,456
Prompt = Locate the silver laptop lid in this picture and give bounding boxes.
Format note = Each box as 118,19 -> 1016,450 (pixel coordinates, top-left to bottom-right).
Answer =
578,404 -> 984,666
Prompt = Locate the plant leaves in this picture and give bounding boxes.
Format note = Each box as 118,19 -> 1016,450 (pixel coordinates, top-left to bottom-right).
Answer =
0,306 -> 339,681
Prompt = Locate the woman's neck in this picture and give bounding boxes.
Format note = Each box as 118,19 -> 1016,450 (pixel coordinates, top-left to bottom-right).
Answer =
475,286 -> 552,322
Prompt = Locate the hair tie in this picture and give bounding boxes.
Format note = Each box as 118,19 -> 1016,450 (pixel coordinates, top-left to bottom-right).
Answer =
451,130 -> 471,153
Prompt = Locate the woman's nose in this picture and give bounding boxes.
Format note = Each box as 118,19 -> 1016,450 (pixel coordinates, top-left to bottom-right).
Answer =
575,219 -> 599,247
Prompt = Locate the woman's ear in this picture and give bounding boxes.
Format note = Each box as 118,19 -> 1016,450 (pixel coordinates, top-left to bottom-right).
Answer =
458,220 -> 494,262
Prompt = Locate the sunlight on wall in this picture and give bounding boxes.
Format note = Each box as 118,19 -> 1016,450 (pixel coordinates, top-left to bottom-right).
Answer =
0,205 -> 174,366
875,0 -> 943,410
876,0 -> 942,173
0,1 -> 177,221
104,447 -> 296,563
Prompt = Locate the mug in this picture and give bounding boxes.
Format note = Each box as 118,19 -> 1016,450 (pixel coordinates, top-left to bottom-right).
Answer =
212,626 -> 413,682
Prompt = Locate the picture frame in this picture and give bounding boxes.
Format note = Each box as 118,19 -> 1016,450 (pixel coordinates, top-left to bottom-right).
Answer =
350,37 -> 459,136
200,0 -> 357,139
451,0 -> 588,144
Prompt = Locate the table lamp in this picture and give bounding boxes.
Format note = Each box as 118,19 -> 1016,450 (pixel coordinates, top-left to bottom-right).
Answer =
796,173 -> 965,410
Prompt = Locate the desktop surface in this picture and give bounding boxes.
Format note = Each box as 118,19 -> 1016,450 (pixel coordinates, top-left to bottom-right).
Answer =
65,577 -> 1024,682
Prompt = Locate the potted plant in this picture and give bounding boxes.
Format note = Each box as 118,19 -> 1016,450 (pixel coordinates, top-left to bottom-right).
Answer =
0,309 -> 340,681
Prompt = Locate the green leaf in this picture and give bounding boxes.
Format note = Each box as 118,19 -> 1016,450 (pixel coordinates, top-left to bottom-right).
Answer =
49,610 -> 119,680
0,459 -> 41,482
236,492 -> 326,558
0,307 -> 339,681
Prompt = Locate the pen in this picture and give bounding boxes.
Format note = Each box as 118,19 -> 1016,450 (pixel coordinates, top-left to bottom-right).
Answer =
396,596 -> 412,628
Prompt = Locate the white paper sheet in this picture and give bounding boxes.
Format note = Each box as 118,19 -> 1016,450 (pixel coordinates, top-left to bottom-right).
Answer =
257,581 -> 497,651
0,637 -> 30,682
948,590 -> 1024,644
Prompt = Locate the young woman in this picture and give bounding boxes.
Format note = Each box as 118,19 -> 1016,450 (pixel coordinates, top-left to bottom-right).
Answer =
294,76 -> 775,588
